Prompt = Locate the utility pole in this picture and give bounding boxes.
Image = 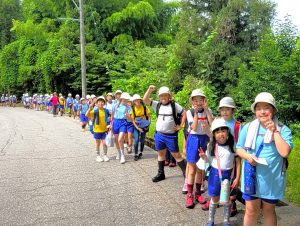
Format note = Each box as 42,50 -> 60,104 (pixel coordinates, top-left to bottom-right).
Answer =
79,0 -> 87,98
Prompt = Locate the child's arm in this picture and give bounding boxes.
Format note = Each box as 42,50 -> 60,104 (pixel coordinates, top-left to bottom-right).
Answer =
231,156 -> 241,189
143,85 -> 155,106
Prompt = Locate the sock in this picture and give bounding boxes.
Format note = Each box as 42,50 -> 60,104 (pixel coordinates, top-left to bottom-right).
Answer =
223,203 -> 232,223
177,160 -> 187,177
187,184 -> 193,194
103,145 -> 108,155
120,149 -> 124,156
208,200 -> 218,224
195,183 -> 201,195
158,160 -> 165,174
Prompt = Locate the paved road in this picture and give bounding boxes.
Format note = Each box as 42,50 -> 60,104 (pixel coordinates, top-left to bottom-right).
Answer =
0,107 -> 299,226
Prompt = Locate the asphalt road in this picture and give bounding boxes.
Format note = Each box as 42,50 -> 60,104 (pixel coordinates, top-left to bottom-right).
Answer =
0,107 -> 298,226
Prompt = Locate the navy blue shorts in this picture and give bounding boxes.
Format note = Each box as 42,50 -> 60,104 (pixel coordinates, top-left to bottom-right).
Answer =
59,105 -> 64,109
186,134 -> 209,163
154,132 -> 179,153
242,194 -> 279,204
208,167 -> 232,197
113,119 -> 127,134
80,114 -> 88,123
94,132 -> 107,140
126,122 -> 134,133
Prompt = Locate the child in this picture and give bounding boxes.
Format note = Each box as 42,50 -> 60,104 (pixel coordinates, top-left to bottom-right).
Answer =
66,93 -> 74,117
78,97 -> 89,131
112,92 -> 131,164
58,93 -> 65,116
113,90 -> 122,104
185,89 -> 213,209
218,97 -> 242,217
50,92 -> 59,116
131,94 -> 151,161
125,96 -> 134,154
105,93 -> 114,114
86,96 -> 110,162
204,118 -> 235,226
143,85 -> 186,182
73,94 -> 80,120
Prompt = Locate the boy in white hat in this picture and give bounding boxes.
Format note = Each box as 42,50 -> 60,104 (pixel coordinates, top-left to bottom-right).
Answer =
86,96 -> 110,162
143,85 -> 186,182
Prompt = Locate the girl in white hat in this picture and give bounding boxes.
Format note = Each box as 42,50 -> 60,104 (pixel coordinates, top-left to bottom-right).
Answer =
236,92 -> 293,226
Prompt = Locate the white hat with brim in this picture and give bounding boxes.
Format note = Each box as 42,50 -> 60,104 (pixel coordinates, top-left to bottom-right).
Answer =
115,90 -> 122,95
86,95 -> 91,99
91,94 -> 96,99
251,92 -> 277,113
132,94 -> 142,102
96,96 -> 106,103
120,92 -> 131,100
106,92 -> 113,97
158,87 -> 171,96
190,89 -> 206,99
80,98 -> 85,102
218,97 -> 236,109
211,118 -> 229,132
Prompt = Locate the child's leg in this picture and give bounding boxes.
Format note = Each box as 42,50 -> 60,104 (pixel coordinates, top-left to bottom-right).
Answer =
171,152 -> 186,177
127,132 -> 133,153
208,196 -> 220,225
133,129 -> 140,156
95,139 -> 100,156
195,169 -> 206,204
139,131 -> 146,153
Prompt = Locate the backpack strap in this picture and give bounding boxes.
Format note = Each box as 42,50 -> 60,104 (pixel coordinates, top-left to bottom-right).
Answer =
234,121 -> 241,143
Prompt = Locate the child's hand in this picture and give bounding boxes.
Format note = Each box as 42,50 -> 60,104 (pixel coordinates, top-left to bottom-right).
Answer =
203,99 -> 208,110
89,104 -> 94,110
198,147 -> 208,162
174,125 -> 182,131
149,85 -> 156,92
231,178 -> 239,190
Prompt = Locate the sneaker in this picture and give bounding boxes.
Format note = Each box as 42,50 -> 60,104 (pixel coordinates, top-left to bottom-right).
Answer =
169,162 -> 176,167
185,193 -> 195,209
182,181 -> 188,194
195,193 -> 206,204
138,153 -> 143,159
134,155 -> 139,161
127,147 -> 132,154
96,156 -> 103,162
152,172 -> 165,182
103,155 -> 110,162
202,200 -> 210,211
164,161 -> 170,166
120,155 -> 126,164
116,151 -> 120,160
230,201 -> 238,217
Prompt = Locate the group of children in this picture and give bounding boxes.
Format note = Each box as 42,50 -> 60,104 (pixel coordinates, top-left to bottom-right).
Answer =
1,94 -> 17,107
15,85 -> 291,226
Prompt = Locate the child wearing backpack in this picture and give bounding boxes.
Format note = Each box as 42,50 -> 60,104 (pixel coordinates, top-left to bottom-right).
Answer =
143,85 -> 186,182
112,92 -> 131,164
73,94 -> 80,121
86,96 -> 110,162
58,93 -> 65,116
205,118 -> 236,226
185,89 -> 213,209
66,93 -> 74,117
217,97 -> 242,217
79,98 -> 89,131
131,94 -> 151,161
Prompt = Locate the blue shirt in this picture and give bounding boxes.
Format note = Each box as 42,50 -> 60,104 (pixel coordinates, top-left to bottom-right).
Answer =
113,103 -> 130,119
80,103 -> 89,115
236,122 -> 293,200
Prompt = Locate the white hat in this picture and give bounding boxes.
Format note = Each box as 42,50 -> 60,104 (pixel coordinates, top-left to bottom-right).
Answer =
132,94 -> 142,101
190,89 -> 206,98
96,96 -> 106,102
115,90 -> 122,95
218,97 -> 236,109
251,92 -> 277,113
86,94 -> 91,99
91,94 -> 96,99
106,92 -> 113,97
80,97 -> 85,102
158,86 -> 171,96
75,94 -> 80,98
68,93 -> 72,97
211,118 -> 229,132
120,92 -> 131,100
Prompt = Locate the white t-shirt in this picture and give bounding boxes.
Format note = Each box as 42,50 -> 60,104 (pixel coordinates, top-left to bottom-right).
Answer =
151,100 -> 183,134
186,108 -> 213,135
209,145 -> 235,170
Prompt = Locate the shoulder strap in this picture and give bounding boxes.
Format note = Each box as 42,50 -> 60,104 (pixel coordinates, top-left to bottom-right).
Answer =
156,102 -> 161,118
171,100 -> 180,125
190,108 -> 195,117
234,121 -> 241,143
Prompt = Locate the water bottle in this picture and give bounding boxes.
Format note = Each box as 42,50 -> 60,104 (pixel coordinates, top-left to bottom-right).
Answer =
220,179 -> 230,204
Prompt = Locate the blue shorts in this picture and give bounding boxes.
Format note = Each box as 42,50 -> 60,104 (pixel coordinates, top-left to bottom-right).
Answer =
80,114 -> 88,123
154,131 -> 179,153
33,101 -> 37,105
74,106 -> 79,112
208,167 -> 232,197
242,194 -> 279,204
186,134 -> 209,163
67,104 -> 72,108
126,122 -> 134,133
94,132 -> 107,140
113,119 -> 127,134
59,105 -> 64,109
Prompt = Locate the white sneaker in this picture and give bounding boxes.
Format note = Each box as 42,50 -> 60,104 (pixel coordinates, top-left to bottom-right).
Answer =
120,155 -> 126,164
96,156 -> 103,162
103,155 -> 110,162
116,151 -> 120,160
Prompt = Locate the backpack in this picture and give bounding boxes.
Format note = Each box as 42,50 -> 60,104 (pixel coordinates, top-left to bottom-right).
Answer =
234,121 -> 241,143
156,100 -> 182,126
93,108 -> 110,126
132,103 -> 149,120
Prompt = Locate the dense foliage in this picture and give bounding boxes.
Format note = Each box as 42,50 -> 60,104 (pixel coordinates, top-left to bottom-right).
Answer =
0,0 -> 299,123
